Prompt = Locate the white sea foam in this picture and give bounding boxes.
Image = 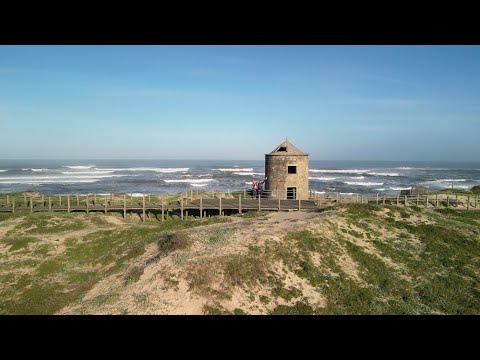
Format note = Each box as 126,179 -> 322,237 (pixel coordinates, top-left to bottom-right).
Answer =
191,183 -> 208,187
390,187 -> 412,191
435,184 -> 471,189
431,179 -> 467,182
309,169 -> 370,174
95,167 -> 189,173
129,193 -> 145,197
309,176 -> 337,181
233,172 -> 264,176
0,170 -> 7,172
0,179 -> 100,184
64,165 -> 96,169
369,172 -> 400,177
313,191 -> 326,194
163,179 -> 213,184
0,175 -> 129,183
374,188 -> 386,191
344,181 -> 384,186
62,171 -> 114,175
31,168 -> 50,172
340,192 -> 356,196
216,168 -> 253,172
395,167 -> 450,171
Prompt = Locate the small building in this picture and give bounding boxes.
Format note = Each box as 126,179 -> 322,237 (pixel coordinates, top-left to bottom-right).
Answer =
264,139 -> 309,200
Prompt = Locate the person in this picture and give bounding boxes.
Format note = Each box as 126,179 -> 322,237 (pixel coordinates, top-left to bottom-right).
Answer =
252,180 -> 259,199
258,176 -> 268,198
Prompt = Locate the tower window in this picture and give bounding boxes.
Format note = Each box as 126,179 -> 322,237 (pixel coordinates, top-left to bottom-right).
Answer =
288,166 -> 297,174
278,147 -> 287,152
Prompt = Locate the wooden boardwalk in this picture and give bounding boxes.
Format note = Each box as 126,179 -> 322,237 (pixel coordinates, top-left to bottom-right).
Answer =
0,194 -> 319,222
0,191 -> 478,222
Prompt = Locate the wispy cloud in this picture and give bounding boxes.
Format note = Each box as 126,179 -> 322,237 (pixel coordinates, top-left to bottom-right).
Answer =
94,84 -> 233,100
210,55 -> 258,66
348,97 -> 429,106
356,72 -> 413,86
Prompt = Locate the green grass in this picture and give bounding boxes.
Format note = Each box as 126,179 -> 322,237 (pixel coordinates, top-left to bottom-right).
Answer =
2,200 -> 479,315
270,301 -> 317,315
242,211 -> 269,218
206,227 -> 236,245
0,210 -> 233,314
2,236 -> 38,251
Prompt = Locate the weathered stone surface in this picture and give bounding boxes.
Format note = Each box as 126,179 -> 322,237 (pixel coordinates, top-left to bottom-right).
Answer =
265,139 -> 309,200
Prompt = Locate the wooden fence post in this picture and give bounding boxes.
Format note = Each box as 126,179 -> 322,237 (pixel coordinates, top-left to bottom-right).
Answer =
161,196 -> 165,222
447,196 -> 450,208
124,195 -> 126,219
68,195 -> 71,213
475,195 -> 478,209
180,197 -> 184,220
278,197 -> 281,211
199,196 -> 203,218
298,199 -> 301,210
258,194 -> 260,211
396,195 -> 399,206
436,194 -> 438,208
86,195 -> 89,214
219,196 -> 222,216
24,193 -> 26,207
416,194 -> 419,207
336,192 -> 339,204
467,196 -> 470,211
404,195 -> 407,207
12,197 -> 15,213
382,195 -> 385,205
148,194 -> 151,202
244,189 -> 246,198
6,194 -> 9,206
426,195 -> 428,208
49,196 -> 52,212
191,190 -> 193,201
105,195 -> 108,215
143,194 -> 146,222
239,194 -> 242,213
77,193 -> 80,206
41,195 -> 44,205
30,196 -> 33,213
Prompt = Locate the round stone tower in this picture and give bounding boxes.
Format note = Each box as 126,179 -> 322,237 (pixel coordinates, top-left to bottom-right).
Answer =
264,139 -> 309,200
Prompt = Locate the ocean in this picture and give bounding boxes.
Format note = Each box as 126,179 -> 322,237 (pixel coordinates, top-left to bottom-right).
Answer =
0,159 -> 479,196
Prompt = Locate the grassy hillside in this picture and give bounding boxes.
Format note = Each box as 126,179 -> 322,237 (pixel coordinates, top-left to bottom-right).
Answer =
0,204 -> 479,314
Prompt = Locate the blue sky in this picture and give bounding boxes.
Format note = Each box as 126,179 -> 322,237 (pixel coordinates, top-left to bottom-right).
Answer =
0,45 -> 479,161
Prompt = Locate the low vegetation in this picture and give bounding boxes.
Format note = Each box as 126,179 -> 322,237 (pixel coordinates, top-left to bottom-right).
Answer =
1,200 -> 479,314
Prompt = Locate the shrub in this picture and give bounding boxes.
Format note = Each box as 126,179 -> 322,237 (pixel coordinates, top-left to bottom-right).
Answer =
157,231 -> 192,253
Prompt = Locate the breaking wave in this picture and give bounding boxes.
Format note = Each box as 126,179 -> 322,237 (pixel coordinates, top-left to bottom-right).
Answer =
344,181 -> 384,186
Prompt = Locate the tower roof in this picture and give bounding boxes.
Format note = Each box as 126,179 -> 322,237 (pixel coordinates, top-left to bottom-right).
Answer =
267,138 -> 308,156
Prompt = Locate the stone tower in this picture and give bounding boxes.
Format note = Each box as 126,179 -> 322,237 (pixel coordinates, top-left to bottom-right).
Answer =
264,139 -> 309,200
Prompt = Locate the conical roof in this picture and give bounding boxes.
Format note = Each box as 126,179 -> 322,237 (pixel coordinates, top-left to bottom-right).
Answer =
267,138 -> 308,156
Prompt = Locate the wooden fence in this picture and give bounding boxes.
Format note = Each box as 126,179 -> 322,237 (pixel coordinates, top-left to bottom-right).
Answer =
0,190 -> 478,222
